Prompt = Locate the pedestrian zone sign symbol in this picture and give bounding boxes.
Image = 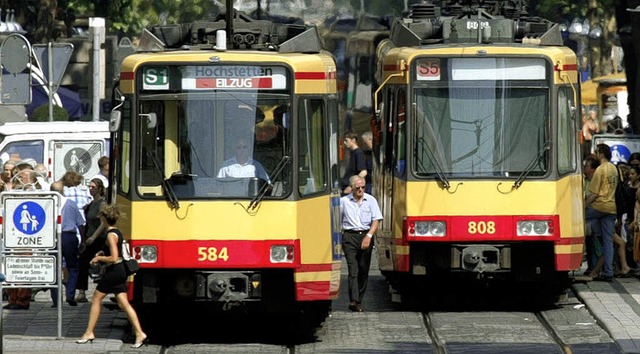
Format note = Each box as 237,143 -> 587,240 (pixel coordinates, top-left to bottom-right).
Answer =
14,201 -> 46,234
3,194 -> 57,249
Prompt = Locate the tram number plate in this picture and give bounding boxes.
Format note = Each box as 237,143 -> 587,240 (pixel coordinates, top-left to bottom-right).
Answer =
197,247 -> 229,262
467,221 -> 496,235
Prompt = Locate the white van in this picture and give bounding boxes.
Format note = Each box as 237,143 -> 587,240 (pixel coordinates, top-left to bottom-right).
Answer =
0,121 -> 110,185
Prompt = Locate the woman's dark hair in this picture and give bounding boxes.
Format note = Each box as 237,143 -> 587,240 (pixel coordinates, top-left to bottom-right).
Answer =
596,143 -> 612,160
90,178 -> 105,197
584,154 -> 600,170
629,152 -> 640,165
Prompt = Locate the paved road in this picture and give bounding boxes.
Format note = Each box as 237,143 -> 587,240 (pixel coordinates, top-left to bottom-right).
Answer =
4,256 -> 640,353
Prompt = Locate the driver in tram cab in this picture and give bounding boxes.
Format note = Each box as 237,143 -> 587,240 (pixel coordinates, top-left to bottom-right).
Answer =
217,136 -> 270,183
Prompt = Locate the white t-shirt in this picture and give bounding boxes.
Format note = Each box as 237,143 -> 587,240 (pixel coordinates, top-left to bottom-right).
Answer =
217,157 -> 270,182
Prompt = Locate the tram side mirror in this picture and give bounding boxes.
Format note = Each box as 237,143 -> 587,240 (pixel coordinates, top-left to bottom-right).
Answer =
140,113 -> 158,129
109,110 -> 121,132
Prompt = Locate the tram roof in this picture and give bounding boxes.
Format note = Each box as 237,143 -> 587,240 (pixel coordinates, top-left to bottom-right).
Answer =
136,11 -> 324,54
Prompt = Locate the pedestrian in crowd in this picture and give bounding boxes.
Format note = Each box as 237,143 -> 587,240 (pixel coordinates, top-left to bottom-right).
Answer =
629,153 -> 640,166
581,108 -> 599,157
616,164 -> 640,277
61,171 -> 92,213
582,154 -> 603,279
589,163 -> 640,279
13,159 -> 39,190
76,178 -> 107,303
34,163 -> 50,190
634,176 -> 640,265
50,181 -> 85,307
3,159 -> 41,309
340,132 -> 367,196
0,159 -> 16,190
60,171 -> 91,286
340,175 -> 382,312
361,131 -> 374,194
91,155 -> 109,188
0,159 -> 11,303
585,143 -> 618,282
76,203 -> 147,348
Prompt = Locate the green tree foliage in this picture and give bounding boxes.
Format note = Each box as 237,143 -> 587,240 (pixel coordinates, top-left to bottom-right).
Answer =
534,0 -> 620,78
63,0 -> 221,37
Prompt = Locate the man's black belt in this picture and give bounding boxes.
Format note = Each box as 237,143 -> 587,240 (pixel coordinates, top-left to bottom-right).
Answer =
343,229 -> 368,235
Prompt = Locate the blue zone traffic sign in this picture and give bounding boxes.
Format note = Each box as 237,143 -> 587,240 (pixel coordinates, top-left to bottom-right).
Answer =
3,195 -> 57,249
611,144 -> 632,165
13,201 -> 46,235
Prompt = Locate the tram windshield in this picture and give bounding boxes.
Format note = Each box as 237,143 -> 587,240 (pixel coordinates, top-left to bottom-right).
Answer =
136,91 -> 292,199
413,57 -> 549,178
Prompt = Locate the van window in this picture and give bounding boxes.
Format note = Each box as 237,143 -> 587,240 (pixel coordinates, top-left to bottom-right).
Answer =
0,140 -> 44,164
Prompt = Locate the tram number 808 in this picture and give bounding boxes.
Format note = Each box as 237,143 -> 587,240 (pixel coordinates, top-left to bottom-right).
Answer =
467,221 -> 496,235
197,247 -> 229,262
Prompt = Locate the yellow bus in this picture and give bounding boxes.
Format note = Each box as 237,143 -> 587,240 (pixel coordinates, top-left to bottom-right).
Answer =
372,1 -> 584,305
108,15 -> 341,325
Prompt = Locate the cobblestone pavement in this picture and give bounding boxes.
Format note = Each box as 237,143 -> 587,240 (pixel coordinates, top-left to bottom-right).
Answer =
5,257 -> 640,353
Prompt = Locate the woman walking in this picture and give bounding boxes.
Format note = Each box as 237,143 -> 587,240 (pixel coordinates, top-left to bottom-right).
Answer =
76,178 -> 107,302
76,203 -> 147,348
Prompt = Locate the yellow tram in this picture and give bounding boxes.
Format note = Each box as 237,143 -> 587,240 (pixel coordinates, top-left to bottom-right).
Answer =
108,13 -> 341,322
371,1 -> 585,303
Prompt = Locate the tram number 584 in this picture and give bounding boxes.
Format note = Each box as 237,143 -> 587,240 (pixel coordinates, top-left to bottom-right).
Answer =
467,221 -> 496,235
197,247 -> 229,262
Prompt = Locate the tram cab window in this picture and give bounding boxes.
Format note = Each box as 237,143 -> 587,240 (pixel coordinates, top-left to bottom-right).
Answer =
136,97 -> 292,199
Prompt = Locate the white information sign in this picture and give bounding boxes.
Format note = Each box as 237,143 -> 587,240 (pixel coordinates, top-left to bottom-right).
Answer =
3,197 -> 57,249
3,256 -> 56,284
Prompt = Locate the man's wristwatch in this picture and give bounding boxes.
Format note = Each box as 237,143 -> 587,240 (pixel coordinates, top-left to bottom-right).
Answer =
366,233 -> 373,238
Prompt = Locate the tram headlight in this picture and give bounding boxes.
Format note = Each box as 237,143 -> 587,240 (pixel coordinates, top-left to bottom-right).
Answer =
517,220 -> 553,236
517,221 -> 533,235
410,221 -> 446,237
270,245 -> 294,263
137,246 -> 157,263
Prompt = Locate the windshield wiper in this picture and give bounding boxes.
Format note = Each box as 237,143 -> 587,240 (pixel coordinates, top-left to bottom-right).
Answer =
512,141 -> 551,189
416,137 -> 450,189
148,150 -> 180,210
249,155 -> 291,210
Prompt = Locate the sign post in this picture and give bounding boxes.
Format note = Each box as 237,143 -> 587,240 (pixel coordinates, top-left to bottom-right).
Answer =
0,191 -> 61,338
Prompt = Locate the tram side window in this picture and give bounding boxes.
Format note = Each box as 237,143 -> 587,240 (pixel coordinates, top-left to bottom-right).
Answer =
329,98 -> 340,188
297,98 -> 327,196
382,88 -> 395,172
138,101 -> 166,187
394,88 -> 406,177
119,99 -> 132,194
558,87 -> 576,175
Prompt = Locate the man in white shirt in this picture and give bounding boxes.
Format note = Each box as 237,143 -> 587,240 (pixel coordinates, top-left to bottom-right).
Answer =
217,137 -> 270,183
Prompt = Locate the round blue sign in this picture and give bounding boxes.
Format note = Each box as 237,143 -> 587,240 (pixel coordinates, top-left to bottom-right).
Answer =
611,144 -> 631,164
13,201 -> 46,235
